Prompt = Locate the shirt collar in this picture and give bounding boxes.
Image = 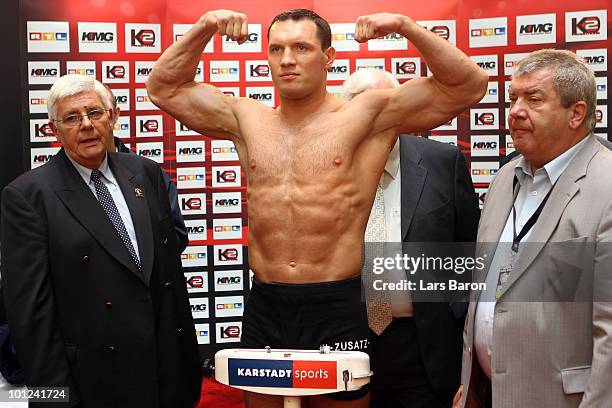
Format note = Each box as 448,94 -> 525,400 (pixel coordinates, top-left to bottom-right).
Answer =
514,136 -> 589,186
66,152 -> 114,185
384,139 -> 400,180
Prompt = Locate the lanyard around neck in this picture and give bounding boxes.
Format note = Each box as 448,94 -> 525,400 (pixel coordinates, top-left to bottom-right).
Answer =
511,175 -> 557,253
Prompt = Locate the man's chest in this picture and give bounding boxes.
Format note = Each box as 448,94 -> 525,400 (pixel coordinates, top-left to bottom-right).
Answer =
240,124 -> 357,179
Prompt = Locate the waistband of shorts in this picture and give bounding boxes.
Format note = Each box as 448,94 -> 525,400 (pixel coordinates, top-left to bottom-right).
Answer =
252,276 -> 362,296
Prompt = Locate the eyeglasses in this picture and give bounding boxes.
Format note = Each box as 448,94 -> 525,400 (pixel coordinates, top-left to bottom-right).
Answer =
55,109 -> 110,128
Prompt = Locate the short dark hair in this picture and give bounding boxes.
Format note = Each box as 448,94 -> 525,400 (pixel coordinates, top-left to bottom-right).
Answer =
268,9 -> 331,50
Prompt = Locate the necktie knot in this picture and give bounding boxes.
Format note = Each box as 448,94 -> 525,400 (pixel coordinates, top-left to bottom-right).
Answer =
90,169 -> 102,183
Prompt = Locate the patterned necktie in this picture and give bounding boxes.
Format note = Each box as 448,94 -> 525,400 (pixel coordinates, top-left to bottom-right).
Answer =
90,169 -> 141,270
365,183 -> 393,335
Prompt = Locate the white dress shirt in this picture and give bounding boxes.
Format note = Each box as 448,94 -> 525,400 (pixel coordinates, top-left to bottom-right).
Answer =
67,154 -> 140,259
378,140 -> 414,317
474,137 -> 589,379
381,140 -> 402,242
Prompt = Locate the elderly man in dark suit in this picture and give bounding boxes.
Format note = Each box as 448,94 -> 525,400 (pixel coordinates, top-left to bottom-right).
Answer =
1,74 -> 202,407
342,69 -> 480,408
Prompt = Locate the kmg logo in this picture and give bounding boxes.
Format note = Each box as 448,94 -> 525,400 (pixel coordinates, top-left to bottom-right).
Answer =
519,23 -> 553,34
82,31 -> 114,42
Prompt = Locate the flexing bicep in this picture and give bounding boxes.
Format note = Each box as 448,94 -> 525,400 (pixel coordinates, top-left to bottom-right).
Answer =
373,75 -> 484,135
148,79 -> 241,141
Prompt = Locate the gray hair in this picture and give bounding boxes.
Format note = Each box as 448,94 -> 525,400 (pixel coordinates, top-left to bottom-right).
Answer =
101,83 -> 117,109
513,49 -> 597,131
47,74 -> 112,121
341,68 -> 400,100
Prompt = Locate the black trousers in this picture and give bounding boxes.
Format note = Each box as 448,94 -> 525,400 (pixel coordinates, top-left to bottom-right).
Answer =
370,318 -> 453,408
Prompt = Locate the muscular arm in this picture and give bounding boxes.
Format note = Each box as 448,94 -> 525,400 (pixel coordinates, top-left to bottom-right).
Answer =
354,14 -> 488,135
1,186 -> 80,406
146,10 -> 248,140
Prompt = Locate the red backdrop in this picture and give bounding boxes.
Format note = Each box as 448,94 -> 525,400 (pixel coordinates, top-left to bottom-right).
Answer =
21,0 -> 609,358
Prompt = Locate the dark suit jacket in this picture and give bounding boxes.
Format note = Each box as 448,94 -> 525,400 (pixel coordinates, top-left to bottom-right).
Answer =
114,137 -> 188,253
0,149 -> 202,407
397,136 -> 479,394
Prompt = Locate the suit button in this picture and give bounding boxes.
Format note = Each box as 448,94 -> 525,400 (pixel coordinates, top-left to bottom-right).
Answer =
163,237 -> 168,245
108,346 -> 116,352
105,301 -> 113,309
82,255 -> 90,263
177,327 -> 183,333
165,282 -> 173,288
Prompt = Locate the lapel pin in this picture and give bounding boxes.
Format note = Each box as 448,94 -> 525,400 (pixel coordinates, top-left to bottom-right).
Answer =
134,187 -> 144,198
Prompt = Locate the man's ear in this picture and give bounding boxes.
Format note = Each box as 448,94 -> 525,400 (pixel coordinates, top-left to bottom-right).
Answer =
110,107 -> 120,125
324,46 -> 336,70
568,101 -> 587,131
49,121 -> 62,143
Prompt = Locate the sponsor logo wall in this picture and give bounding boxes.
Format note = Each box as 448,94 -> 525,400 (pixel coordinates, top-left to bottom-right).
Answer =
22,0 -> 609,357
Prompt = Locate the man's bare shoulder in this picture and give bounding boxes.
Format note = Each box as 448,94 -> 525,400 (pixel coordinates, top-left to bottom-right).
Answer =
229,97 -> 275,119
231,96 -> 278,124
311,96 -> 371,131
226,97 -> 285,141
340,88 -> 392,113
337,89 -> 402,140
338,89 -> 398,134
230,96 -> 275,113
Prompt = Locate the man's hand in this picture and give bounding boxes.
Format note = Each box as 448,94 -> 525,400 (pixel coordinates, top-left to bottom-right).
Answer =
354,13 -> 411,43
200,10 -> 248,44
452,384 -> 463,408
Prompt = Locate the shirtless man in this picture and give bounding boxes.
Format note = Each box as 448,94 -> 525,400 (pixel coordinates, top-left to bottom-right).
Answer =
147,9 -> 487,407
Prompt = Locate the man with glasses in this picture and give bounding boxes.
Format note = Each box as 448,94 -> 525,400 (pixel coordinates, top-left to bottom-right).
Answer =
1,74 -> 202,408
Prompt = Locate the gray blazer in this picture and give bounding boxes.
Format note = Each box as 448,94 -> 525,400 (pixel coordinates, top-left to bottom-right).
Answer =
461,135 -> 612,408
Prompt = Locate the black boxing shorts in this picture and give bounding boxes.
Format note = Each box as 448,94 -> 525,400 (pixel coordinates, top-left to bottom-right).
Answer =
241,276 -> 371,401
